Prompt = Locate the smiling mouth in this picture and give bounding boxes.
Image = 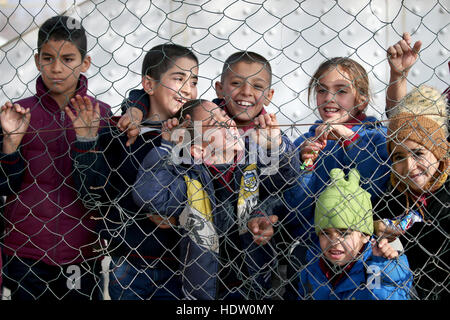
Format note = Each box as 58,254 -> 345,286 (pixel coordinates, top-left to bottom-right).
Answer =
327,249 -> 345,259
175,97 -> 188,104
408,172 -> 426,180
234,100 -> 255,108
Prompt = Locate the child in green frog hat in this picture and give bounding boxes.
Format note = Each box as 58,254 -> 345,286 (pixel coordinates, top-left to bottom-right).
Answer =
298,168 -> 412,300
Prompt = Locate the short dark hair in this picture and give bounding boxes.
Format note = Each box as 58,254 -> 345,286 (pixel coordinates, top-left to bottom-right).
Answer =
141,43 -> 199,79
221,51 -> 272,85
37,15 -> 87,58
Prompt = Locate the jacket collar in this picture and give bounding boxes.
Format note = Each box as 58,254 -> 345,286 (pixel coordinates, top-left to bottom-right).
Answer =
35,74 -> 89,112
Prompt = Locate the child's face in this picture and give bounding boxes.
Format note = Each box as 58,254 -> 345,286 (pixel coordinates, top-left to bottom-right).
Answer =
35,39 -> 90,103
215,61 -> 274,125
319,228 -> 369,266
144,57 -> 199,119
316,67 -> 366,124
391,140 -> 439,193
193,101 -> 244,163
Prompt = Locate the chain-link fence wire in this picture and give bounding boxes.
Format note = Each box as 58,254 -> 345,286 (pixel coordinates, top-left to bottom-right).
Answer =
0,0 -> 448,300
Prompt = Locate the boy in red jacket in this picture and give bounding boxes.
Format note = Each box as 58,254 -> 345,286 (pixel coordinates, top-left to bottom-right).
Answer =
0,15 -> 110,300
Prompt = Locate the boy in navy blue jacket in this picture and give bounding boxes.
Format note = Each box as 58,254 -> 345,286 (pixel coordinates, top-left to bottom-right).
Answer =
132,99 -> 299,299
68,44 -> 199,300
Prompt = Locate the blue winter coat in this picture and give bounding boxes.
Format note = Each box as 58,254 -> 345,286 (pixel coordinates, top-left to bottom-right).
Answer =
132,135 -> 299,299
298,241 -> 413,300
283,117 -> 391,239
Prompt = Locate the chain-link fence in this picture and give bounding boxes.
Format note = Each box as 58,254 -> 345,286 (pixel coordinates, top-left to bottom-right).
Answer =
0,0 -> 448,301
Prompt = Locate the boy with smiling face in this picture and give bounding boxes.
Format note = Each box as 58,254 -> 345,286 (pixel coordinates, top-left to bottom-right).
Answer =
374,85 -> 449,300
0,15 -> 111,300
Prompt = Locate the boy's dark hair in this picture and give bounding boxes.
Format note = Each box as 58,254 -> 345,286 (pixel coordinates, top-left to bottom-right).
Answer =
308,57 -> 371,112
38,15 -> 87,58
221,51 -> 272,85
142,43 -> 199,79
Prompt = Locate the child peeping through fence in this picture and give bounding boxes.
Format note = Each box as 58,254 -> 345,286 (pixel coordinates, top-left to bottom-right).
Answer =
0,15 -> 111,300
374,85 -> 449,300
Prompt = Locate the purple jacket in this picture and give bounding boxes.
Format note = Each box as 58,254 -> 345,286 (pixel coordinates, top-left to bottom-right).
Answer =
2,75 -> 111,266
